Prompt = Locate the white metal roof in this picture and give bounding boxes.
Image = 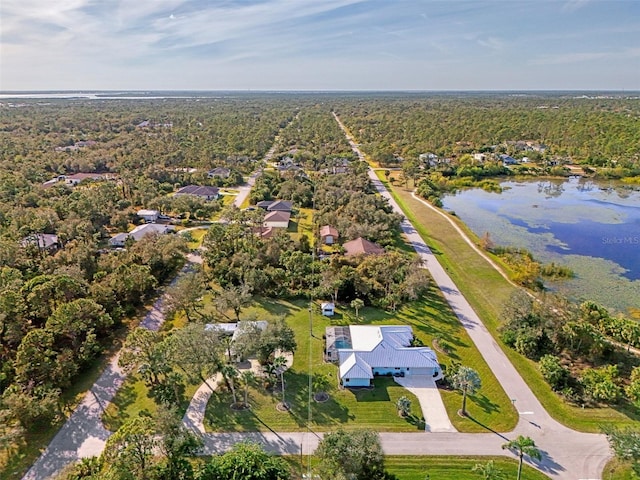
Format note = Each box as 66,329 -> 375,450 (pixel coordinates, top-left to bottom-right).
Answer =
137,209 -> 159,216
339,352 -> 373,379
335,325 -> 440,380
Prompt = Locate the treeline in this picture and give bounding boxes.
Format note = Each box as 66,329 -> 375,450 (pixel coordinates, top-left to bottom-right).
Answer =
333,95 -> 640,169
0,98 -> 297,178
274,105 -> 357,168
501,292 -> 640,407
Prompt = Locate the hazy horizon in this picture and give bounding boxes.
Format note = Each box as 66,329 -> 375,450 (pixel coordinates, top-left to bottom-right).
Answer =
2,0 -> 639,92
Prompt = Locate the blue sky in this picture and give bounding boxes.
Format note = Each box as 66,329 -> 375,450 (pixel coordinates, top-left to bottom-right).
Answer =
1,0 -> 639,91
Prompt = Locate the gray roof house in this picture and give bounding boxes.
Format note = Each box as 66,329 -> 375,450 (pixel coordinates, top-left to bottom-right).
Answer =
21,233 -> 60,252
256,200 -> 293,212
109,223 -> 175,247
326,325 -> 442,387
175,185 -> 220,201
207,167 -> 231,178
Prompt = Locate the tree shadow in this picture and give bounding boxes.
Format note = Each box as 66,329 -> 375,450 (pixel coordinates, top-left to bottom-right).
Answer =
103,381 -> 137,430
472,393 -> 501,415
528,449 -> 566,476
404,413 -> 426,430
348,379 -> 391,402
465,414 -> 510,441
283,370 -> 354,428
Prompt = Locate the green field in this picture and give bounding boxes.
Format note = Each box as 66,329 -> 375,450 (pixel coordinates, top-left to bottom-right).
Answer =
283,455 -> 550,480
204,294 -> 517,433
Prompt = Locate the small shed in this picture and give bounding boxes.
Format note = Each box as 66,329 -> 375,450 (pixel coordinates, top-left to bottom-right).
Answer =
321,302 -> 335,317
137,209 -> 159,223
319,225 -> 339,245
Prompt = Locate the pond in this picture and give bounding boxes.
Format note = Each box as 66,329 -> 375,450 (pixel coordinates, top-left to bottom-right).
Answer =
441,177 -> 640,314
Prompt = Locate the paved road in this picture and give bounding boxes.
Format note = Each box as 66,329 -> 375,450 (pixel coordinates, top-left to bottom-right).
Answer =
21,268 -> 186,480
20,131 -> 275,480
332,112 -> 611,480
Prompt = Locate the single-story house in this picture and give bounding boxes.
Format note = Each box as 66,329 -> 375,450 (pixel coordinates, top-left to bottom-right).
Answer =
321,302 -> 335,317
108,223 -> 175,247
499,154 -> 518,166
64,173 -> 108,186
263,211 -> 291,229
174,185 -> 220,201
342,237 -> 385,257
205,320 -> 268,360
137,209 -> 160,223
256,200 -> 293,212
207,167 -> 231,179
325,325 -> 442,387
21,233 -> 60,253
319,225 -> 339,245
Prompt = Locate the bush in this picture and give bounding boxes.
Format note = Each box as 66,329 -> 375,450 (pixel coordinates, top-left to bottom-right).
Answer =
580,365 -> 622,405
538,355 -> 569,391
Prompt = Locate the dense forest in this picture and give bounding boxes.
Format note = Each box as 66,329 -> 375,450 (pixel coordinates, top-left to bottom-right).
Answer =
333,94 -> 640,174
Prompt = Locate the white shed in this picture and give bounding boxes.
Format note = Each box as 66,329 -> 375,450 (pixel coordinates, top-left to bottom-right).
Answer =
321,302 -> 335,317
137,209 -> 160,223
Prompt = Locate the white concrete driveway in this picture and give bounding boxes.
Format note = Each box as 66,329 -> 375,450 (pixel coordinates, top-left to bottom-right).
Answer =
394,376 -> 457,432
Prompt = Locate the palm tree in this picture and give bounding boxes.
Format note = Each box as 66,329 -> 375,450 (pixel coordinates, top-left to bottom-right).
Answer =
239,370 -> 256,408
221,364 -> 239,406
471,460 -> 504,479
451,366 -> 481,416
502,435 -> 542,480
350,298 -> 364,320
312,373 -> 332,401
273,355 -> 289,408
396,396 -> 412,417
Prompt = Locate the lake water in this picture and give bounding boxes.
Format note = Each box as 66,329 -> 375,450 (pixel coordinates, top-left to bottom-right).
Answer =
441,177 -> 640,314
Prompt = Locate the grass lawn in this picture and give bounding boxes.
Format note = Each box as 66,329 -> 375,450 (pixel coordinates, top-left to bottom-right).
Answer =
204,294 -> 517,433
380,173 -> 640,431
602,457 -> 638,480
288,207 -> 314,243
281,455 -> 550,480
384,455 -> 551,480
103,374 -> 200,432
181,227 -> 208,249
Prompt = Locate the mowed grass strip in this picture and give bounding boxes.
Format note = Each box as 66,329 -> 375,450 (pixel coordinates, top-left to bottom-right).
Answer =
384,455 -> 551,480
205,293 -> 517,433
384,177 -> 639,431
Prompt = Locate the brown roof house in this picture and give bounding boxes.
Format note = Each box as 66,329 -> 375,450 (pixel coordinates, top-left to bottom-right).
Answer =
319,225 -> 339,245
174,185 -> 220,201
263,211 -> 291,229
343,237 -> 385,257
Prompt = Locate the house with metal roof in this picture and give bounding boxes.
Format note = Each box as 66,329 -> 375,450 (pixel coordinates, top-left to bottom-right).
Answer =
108,223 -> 175,247
326,325 -> 442,387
